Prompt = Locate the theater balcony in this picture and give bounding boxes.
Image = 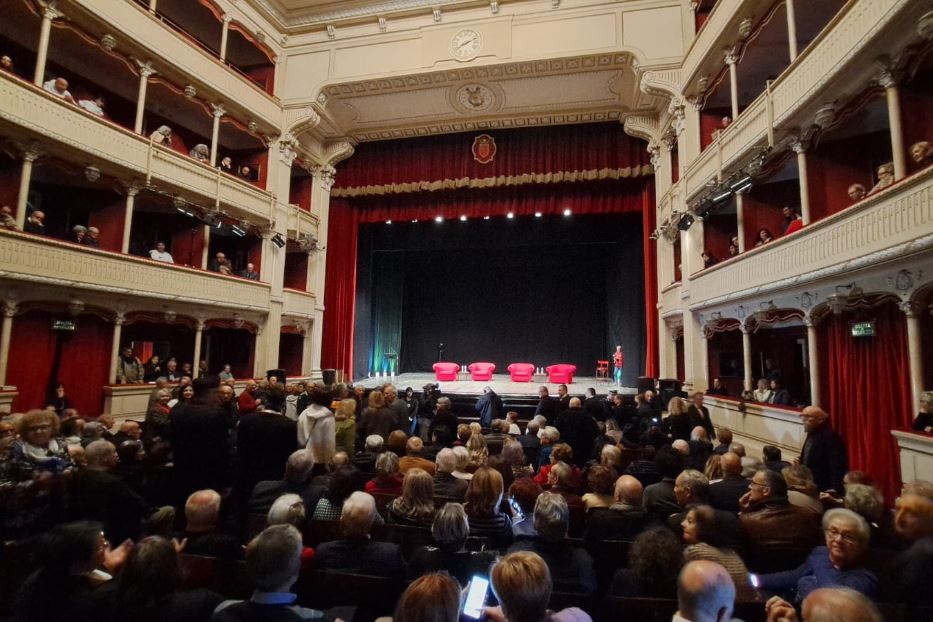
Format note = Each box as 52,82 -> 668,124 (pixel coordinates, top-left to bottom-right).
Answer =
282,287 -> 316,320
0,228 -> 271,314
0,70 -> 275,226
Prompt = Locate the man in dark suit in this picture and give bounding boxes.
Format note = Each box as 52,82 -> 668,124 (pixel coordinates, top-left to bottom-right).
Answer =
584,475 -> 650,546
179,489 -> 243,559
249,450 -> 316,514
555,398 -> 599,467
709,451 -> 748,513
237,385 -> 298,496
769,379 -> 793,406
534,386 -> 559,424
556,384 -> 571,412
583,388 -> 609,421
518,419 -> 542,466
687,392 -> 716,440
798,406 -> 847,493
170,377 -> 232,502
315,491 -> 406,577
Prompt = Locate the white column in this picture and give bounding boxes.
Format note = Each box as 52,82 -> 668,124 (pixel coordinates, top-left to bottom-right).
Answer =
253,321 -> 265,377
791,137 -> 811,224
219,15 -> 232,61
902,301 -> 924,416
33,4 -> 62,86
805,316 -> 820,407
133,62 -> 157,135
308,165 -> 335,372
201,225 -> 211,269
725,52 -> 739,120
670,101 -> 687,180
192,319 -> 205,371
878,68 -> 906,181
735,194 -> 746,252
0,302 -> 17,387
148,0 -> 158,11
741,323 -> 753,393
209,104 -> 225,167
121,183 -> 141,254
108,313 -> 125,384
785,0 -> 798,62
302,322 -> 314,377
15,146 -> 40,230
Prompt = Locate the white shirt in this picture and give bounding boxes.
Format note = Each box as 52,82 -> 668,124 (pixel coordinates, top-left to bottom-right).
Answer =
43,79 -> 72,100
149,249 -> 174,263
77,99 -> 104,116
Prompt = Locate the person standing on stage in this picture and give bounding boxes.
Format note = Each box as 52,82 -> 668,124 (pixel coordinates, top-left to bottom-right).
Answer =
613,345 -> 624,387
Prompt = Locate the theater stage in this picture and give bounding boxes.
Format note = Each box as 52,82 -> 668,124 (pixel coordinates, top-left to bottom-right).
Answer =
355,373 -> 637,398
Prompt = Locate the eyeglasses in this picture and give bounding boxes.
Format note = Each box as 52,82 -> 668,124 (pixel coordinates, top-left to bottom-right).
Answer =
27,424 -> 52,432
824,527 -> 858,545
748,480 -> 770,490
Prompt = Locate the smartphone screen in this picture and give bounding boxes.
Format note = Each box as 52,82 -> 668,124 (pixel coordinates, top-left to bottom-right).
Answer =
749,573 -> 760,588
462,576 -> 489,619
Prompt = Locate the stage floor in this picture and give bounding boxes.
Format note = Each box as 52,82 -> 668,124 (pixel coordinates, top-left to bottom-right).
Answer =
355,373 -> 636,397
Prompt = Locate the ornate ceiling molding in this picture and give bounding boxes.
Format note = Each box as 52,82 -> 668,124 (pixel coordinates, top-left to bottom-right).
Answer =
249,0 -> 482,29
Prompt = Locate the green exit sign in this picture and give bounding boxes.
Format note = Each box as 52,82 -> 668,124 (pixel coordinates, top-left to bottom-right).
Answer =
850,321 -> 875,337
51,319 -> 77,331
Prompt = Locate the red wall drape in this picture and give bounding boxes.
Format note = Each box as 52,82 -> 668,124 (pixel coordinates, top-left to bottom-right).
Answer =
9,310 -> 111,416
642,182 -> 659,377
819,302 -> 913,502
321,199 -> 358,378
278,333 -> 303,377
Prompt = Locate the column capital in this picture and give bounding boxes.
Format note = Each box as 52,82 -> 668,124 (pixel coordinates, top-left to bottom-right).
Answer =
135,59 -> 157,78
222,13 -> 234,24
313,164 -> 337,192
740,323 -> 753,335
2,302 -> 17,319
876,68 -> 896,89
803,314 -> 819,328
647,142 -> 661,171
210,103 -> 226,118
41,2 -> 64,21
122,180 -> 144,196
789,136 -> 808,155
21,143 -> 42,163
194,318 -> 206,332
669,100 -> 686,136
724,51 -> 738,66
276,133 -> 298,167
900,300 -> 923,318
113,312 -> 126,326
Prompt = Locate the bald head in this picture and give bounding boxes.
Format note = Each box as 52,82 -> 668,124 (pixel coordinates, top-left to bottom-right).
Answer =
677,560 -> 735,622
569,397 -> 582,408
801,406 -> 830,433
691,426 -> 708,442
672,439 -> 690,456
801,588 -> 882,622
614,475 -> 644,505
721,452 -> 742,476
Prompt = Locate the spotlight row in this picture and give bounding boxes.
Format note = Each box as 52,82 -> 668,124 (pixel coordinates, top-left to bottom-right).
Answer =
385,208 -> 573,224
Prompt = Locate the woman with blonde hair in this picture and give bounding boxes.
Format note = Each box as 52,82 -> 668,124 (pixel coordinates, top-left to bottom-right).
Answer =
665,396 -> 691,441
387,468 -> 437,527
393,573 -> 461,622
334,398 -> 357,456
704,454 -> 723,481
488,551 -> 590,622
464,466 -> 512,548
466,432 -> 488,469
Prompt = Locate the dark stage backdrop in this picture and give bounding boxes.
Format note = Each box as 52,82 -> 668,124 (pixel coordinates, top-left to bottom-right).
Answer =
353,213 -> 645,384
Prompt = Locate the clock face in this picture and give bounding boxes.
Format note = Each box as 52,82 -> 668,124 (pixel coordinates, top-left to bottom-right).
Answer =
450,29 -> 481,60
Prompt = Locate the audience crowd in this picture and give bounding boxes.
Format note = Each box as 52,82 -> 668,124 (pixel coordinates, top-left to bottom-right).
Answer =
0,375 -> 930,622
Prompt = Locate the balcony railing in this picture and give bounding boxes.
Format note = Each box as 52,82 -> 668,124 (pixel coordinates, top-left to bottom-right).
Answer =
0,230 -> 271,313
283,288 -> 317,318
686,166 -> 933,310
0,72 -> 274,224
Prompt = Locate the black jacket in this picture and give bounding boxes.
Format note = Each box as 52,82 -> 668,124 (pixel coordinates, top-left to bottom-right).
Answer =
315,538 -> 405,577
555,408 -> 599,467
237,412 -> 298,490
169,401 -> 232,496
800,424 -> 848,492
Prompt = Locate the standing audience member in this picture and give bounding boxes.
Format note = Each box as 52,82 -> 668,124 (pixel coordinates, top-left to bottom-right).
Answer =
297,384 -> 336,466
116,347 -> 145,384
556,397 -> 599,467
237,385 -> 297,494
799,406 -> 848,493
170,378 -> 232,499
333,398 -> 357,456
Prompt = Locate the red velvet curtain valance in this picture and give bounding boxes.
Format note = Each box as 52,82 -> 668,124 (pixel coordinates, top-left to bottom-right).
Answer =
333,123 -> 651,193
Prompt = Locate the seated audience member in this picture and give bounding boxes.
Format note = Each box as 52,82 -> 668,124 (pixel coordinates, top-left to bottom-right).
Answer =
782,205 -> 803,235
534,442 -> 581,488
23,209 -> 45,235
312,466 -> 360,521
643,446 -> 684,519
354,433 -> 384,473
400,436 -> 436,475
149,241 -> 174,263
763,445 -> 791,473
508,492 -> 596,594
506,410 -> 522,435
111,420 -> 142,447
674,560 -> 736,622
768,379 -> 792,406
66,440 -> 173,543
682,504 -> 753,598
709,452 -> 748,513
707,378 -> 729,397
713,428 -> 732,455
77,95 -> 105,117
766,587 -> 883,622
212,525 -> 325,621
408,503 -> 497,584
240,262 -> 259,280
609,527 -> 683,598
582,464 -> 615,510
913,391 -> 933,433
1,204 -> 17,229
868,162 -> 895,194
754,378 -> 773,403
502,437 -> 534,480
0,54 -> 14,73
315,491 -> 405,576
465,466 -> 513,548
387,467 -> 437,527
16,520 -> 132,622
624,444 -> 662,487
393,573 -> 460,622
516,418 -> 542,467
82,226 -> 101,247
61,414 -> 86,446
150,124 -> 172,145
71,224 -> 87,243
484,419 -> 512,455
847,183 -> 867,203
434,447 -> 469,501
910,140 -> 933,167
452,445 -> 474,481
238,164 -> 253,180
466,432 -> 490,468
189,143 -> 210,163
598,443 -> 623,476
547,461 -> 584,510
731,443 -> 747,459
509,477 -> 543,539
180,489 -> 243,560
487,551 -> 593,622
43,76 -> 76,103
537,426 -> 560,468
218,156 -> 234,173
671,469 -> 742,547
366,450 -> 403,495
687,427 -> 714,472
112,535 -> 223,622
238,380 -> 262,415
782,464 -> 824,515
267,494 -> 314,563
755,227 -> 774,247
883,481 -> 933,609
704,454 -> 723,481
585,475 -> 649,548
759,508 -> 877,601
740,469 -> 822,573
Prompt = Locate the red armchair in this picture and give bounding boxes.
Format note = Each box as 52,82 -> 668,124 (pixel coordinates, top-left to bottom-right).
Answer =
508,363 -> 536,382
546,364 -> 577,384
433,362 -> 460,382
468,362 -> 496,381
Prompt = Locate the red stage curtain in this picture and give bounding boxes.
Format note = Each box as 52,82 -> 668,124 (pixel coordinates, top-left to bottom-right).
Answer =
819,301 -> 913,502
333,123 -> 650,191
320,199 -> 358,378
642,182 -> 659,377
57,314 -> 111,416
8,311 -> 57,412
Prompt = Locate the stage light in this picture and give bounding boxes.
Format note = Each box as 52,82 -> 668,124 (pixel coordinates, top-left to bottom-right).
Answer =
411,219 -> 419,223
710,187 -> 733,203
201,211 -> 222,228
729,173 -> 753,194
677,213 -> 695,231
385,220 -> 392,224
434,215 -> 444,223
271,233 -> 285,248
231,225 -> 246,237
506,212 -> 514,219
459,215 -> 467,221
534,211 -> 542,218
562,208 -> 572,216
483,215 -> 490,220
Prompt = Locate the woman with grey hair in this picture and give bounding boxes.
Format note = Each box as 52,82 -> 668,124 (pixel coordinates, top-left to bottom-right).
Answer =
758,508 -> 878,601
407,503 -> 496,585
365,451 -> 402,495
502,438 -> 533,480
451,446 -> 473,481
149,125 -> 172,145
912,390 -> 933,433
189,143 -> 210,163
267,494 -> 314,567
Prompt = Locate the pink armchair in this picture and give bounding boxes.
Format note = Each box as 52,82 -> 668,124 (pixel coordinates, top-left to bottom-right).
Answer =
508,363 -> 536,382
545,364 -> 577,384
433,362 -> 461,382
468,362 -> 496,381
